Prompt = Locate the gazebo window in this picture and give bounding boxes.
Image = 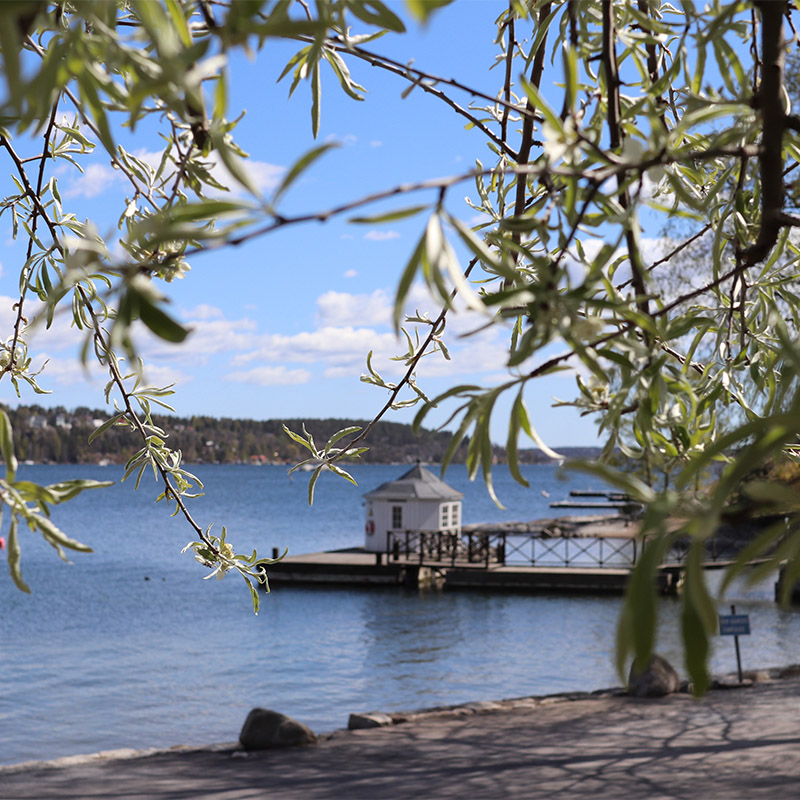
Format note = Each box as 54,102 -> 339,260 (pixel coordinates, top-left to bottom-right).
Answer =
450,505 -> 459,527
440,504 -> 449,528
392,505 -> 403,529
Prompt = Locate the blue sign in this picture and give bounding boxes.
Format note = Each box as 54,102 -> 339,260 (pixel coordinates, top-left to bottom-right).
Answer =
719,614 -> 750,636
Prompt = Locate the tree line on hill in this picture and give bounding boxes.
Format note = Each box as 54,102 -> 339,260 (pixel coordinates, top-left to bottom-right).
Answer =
0,404 -> 600,466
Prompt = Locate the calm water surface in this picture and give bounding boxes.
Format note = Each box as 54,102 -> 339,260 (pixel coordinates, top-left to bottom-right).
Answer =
1,463 -> 798,766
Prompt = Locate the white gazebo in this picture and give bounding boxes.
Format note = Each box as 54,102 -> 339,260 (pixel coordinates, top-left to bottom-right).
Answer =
362,463 -> 463,553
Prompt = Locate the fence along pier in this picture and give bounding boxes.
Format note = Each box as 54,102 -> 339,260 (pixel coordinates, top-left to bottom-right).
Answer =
265,510 -> 770,594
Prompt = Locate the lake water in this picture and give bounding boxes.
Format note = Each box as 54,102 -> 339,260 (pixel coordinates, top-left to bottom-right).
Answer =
1,462 -> 799,766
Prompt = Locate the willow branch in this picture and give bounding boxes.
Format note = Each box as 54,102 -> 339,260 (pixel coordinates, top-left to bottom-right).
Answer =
500,8 -> 515,147
740,0 -> 793,267
77,286 -> 217,552
320,37 -> 519,159
1,98 -> 60,379
509,2 -> 551,287
603,0 -> 650,322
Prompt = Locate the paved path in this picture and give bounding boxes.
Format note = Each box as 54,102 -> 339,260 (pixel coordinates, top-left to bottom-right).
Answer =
2,677 -> 800,799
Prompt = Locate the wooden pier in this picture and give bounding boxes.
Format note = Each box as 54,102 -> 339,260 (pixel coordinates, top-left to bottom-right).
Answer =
266,515 -> 654,594
264,512 -> 766,595
265,546 -> 641,593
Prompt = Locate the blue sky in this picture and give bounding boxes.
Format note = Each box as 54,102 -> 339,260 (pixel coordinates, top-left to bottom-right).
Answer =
0,1 -> 605,448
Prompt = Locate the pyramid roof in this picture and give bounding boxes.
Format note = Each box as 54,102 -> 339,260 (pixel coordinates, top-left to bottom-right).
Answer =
363,463 -> 463,501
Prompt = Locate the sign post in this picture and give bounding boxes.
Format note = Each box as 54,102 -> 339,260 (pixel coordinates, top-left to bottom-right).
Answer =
718,604 -> 750,683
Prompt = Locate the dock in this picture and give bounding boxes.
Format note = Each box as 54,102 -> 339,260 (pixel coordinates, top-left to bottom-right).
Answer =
264,511 -> 768,595
266,514 -> 654,594
265,546 -> 640,593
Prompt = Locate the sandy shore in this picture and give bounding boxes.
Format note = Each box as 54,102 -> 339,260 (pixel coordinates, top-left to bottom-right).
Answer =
2,668 -> 800,799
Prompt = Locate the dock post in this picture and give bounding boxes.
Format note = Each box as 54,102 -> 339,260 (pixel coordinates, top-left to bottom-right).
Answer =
497,536 -> 506,566
393,539 -> 400,562
272,547 -> 279,560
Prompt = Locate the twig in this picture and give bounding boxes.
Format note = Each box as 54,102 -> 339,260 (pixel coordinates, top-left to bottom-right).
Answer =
602,0 -> 650,321
77,285 -> 217,552
1,98 -> 60,379
740,1 -> 798,267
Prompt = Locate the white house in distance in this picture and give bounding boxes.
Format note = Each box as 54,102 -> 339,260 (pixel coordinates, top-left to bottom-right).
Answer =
362,463 -> 464,552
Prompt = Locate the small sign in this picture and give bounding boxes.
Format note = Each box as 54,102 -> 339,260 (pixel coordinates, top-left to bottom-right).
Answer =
719,614 -> 751,636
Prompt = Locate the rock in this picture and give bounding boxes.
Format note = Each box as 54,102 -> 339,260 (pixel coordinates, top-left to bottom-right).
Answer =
628,654 -> 681,698
239,709 -> 316,750
348,712 -> 393,730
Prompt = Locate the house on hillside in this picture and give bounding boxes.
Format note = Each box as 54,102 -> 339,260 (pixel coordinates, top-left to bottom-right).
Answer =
363,463 -> 463,552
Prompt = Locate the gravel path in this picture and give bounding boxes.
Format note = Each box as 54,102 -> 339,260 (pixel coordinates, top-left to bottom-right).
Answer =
2,675 -> 799,800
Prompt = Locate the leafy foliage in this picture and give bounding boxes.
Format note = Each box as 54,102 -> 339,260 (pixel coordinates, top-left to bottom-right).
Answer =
0,0 -> 799,680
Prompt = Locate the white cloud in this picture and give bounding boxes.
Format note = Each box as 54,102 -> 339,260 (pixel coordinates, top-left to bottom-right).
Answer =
237,159 -> 284,193
224,366 -> 311,386
369,140 -> 382,148
29,354 -> 102,385
64,163 -> 124,198
61,149 -> 284,200
141,314 -> 259,364
0,294 -> 19,328
316,289 -> 391,328
364,230 -> 400,241
182,303 -> 225,321
140,363 -> 191,388
234,326 -> 398,368
344,269 -> 357,278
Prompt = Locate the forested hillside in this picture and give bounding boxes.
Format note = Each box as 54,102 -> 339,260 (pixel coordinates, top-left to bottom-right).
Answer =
0,405 -> 597,466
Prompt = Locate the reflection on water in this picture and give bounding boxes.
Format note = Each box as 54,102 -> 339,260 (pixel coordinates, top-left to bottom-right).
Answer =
1,464 -> 799,766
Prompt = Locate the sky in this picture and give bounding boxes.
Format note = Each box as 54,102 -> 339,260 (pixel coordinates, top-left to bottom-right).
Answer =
0,1 -> 606,448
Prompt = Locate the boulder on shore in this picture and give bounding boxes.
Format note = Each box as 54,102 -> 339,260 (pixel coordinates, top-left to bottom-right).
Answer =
628,654 -> 681,698
348,712 -> 394,730
239,708 -> 317,750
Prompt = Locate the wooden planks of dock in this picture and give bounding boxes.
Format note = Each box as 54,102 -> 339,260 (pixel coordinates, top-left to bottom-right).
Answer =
264,546 -> 655,593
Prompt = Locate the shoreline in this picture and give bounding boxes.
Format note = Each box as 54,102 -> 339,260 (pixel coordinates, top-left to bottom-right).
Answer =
3,662 -> 799,776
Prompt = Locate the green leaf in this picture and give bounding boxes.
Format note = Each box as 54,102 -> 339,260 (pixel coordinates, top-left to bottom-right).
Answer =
324,426 -> 361,453
308,464 -> 323,505
394,231 -> 426,332
6,517 -> 29,593
506,389 -> 529,488
272,143 -> 337,207
0,408 -> 17,482
246,574 -> 260,614
36,514 -> 93,557
45,479 -> 115,503
311,61 -> 321,139
137,296 -> 191,344
405,0 -> 453,23
350,205 -> 429,224
681,542 -> 715,694
88,415 -> 125,444
348,1 -> 406,32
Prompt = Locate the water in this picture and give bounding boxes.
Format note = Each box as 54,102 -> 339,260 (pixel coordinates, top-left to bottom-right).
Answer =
1,463 -> 798,766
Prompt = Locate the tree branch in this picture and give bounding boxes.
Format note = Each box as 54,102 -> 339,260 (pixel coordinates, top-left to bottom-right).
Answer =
740,0 -> 789,267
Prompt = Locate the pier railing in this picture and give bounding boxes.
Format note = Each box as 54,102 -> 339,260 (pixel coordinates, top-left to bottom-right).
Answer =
387,530 -> 639,569
386,527 -> 763,571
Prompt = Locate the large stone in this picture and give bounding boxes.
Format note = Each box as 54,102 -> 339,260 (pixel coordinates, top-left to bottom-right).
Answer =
239,708 -> 317,750
628,654 -> 681,698
348,712 -> 393,730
